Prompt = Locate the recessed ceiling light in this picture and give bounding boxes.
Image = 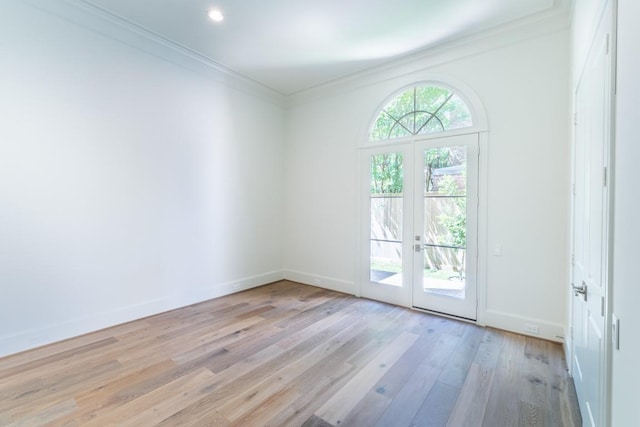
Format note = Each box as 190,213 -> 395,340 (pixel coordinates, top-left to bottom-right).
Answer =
208,9 -> 224,22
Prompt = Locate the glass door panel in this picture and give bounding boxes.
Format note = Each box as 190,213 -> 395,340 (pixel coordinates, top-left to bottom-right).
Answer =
413,134 -> 478,319
422,146 -> 467,298
360,145 -> 413,307
370,153 -> 403,286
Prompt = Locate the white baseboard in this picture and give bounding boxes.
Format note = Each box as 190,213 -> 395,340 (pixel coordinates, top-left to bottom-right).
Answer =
187,270 -> 286,304
563,334 -> 573,374
282,272 -> 568,344
2,272 -> 567,359
0,270 -> 284,359
483,309 -> 566,343
283,270 -> 356,295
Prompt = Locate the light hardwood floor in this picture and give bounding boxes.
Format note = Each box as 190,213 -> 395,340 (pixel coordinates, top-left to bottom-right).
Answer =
0,281 -> 581,426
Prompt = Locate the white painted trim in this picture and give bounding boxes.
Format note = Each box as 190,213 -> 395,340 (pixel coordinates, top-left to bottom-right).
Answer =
484,309 -> 566,343
564,333 -> 573,376
21,0 -> 285,106
286,275 -> 566,344
359,127 -> 488,151
475,131 -> 490,327
283,270 -> 356,296
0,270 -> 284,358
572,0 -> 615,92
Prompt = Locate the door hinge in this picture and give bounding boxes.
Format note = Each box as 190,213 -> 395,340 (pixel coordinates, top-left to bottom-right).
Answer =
612,315 -> 620,350
604,166 -> 607,187
572,183 -> 576,196
571,254 -> 575,266
606,33 -> 610,55
601,296 -> 605,317
573,112 -> 578,126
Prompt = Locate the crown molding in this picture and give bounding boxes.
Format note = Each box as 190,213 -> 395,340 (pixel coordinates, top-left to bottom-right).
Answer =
285,1 -> 571,108
21,0 -> 286,107
18,0 -> 571,109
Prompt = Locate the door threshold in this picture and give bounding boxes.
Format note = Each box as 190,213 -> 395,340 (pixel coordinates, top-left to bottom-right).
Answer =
411,306 -> 477,324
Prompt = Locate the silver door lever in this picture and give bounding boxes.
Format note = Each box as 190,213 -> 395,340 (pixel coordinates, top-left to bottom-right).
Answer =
572,281 -> 587,301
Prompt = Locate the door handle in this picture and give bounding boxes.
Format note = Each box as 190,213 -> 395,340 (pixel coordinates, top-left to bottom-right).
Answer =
414,243 -> 422,252
572,281 -> 587,301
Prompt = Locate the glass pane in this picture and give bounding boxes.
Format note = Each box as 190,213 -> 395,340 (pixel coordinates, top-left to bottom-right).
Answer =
370,152 -> 403,286
371,197 -> 402,241
415,86 -> 451,112
422,246 -> 465,298
422,146 -> 467,299
398,112 -> 416,134
424,146 -> 467,193
388,122 -> 412,139
436,94 -> 473,131
418,117 -> 445,134
370,241 -> 403,286
382,89 -> 415,122
414,111 -> 433,134
369,85 -> 473,142
370,153 -> 403,195
424,197 -> 466,247
370,111 -> 396,141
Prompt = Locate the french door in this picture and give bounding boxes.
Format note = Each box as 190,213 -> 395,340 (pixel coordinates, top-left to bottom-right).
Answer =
360,133 -> 479,320
412,136 -> 478,319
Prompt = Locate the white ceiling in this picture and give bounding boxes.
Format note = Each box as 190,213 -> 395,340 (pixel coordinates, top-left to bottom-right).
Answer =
80,0 -> 559,95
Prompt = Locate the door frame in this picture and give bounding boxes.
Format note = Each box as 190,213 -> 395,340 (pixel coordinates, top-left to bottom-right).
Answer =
357,130 -> 489,324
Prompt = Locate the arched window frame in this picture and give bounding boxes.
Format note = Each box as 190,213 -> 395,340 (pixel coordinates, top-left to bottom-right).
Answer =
364,80 -> 488,147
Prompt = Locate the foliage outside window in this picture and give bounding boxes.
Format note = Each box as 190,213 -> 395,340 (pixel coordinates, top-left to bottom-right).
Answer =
369,85 -> 473,142
371,153 -> 403,195
424,147 -> 467,281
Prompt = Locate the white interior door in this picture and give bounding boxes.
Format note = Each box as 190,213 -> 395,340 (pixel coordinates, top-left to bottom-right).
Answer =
571,7 -> 611,427
413,134 -> 478,320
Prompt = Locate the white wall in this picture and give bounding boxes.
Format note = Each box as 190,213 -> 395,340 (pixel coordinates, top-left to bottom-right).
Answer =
0,0 -> 575,358
0,1 -> 285,357
611,0 -> 640,424
284,29 -> 570,341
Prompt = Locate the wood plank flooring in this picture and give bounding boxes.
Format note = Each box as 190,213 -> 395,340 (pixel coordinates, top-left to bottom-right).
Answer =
0,281 -> 581,426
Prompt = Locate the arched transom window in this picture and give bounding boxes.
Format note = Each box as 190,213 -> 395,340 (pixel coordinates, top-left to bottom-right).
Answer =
369,85 -> 473,142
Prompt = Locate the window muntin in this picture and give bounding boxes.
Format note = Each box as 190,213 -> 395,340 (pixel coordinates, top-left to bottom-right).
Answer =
369,85 -> 473,142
